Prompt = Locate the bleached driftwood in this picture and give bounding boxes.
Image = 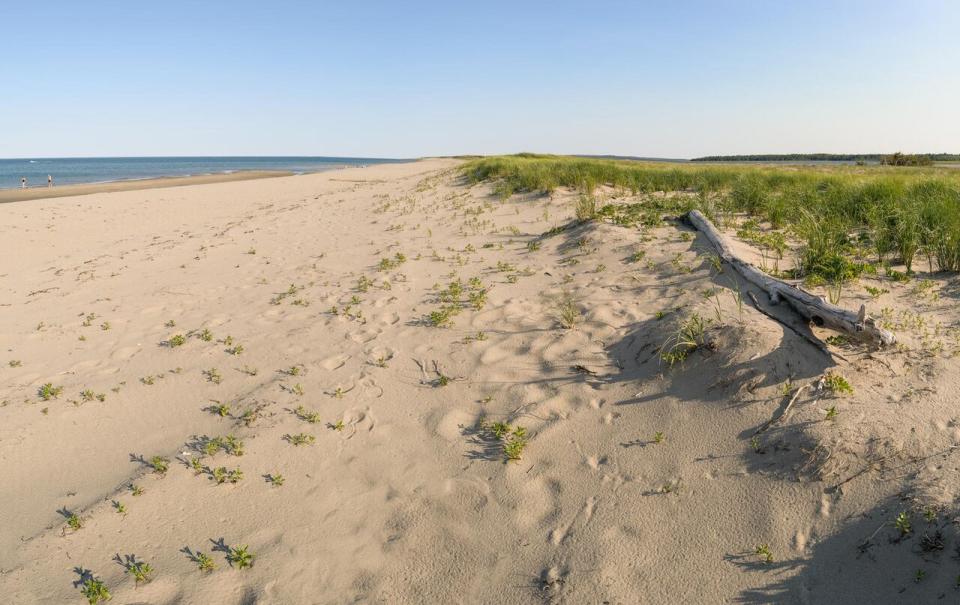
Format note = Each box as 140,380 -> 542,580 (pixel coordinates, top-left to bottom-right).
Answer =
685,210 -> 895,347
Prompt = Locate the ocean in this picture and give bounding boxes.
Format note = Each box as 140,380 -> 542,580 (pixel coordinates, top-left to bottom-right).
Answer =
0,156 -> 408,190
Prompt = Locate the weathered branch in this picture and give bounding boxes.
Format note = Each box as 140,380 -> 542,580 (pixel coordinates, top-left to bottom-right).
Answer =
685,210 -> 895,346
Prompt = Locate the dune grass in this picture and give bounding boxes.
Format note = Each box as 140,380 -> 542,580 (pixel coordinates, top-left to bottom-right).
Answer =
463,154 -> 960,283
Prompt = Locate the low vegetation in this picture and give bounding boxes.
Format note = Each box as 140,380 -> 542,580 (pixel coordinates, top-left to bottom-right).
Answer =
463,155 -> 960,283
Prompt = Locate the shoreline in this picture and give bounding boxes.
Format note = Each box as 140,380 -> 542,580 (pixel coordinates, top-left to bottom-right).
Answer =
0,170 -> 294,204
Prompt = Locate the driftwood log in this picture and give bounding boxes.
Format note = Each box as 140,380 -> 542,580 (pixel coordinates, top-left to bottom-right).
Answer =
685,210 -> 895,347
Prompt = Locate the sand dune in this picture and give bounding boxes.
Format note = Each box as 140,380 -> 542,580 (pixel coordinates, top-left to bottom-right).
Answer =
3,159 -> 960,603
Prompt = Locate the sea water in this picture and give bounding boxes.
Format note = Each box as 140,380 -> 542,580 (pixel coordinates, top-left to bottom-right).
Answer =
0,156 -> 408,190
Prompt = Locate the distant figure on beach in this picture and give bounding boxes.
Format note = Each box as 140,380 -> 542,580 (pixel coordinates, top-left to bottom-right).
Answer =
48,175 -> 53,187
21,177 -> 27,189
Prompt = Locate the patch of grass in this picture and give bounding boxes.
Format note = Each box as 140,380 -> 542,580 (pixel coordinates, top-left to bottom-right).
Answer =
660,313 -> 710,367
553,291 -> 581,329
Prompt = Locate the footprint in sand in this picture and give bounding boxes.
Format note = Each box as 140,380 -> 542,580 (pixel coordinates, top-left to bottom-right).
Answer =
320,353 -> 351,371
549,496 -> 597,545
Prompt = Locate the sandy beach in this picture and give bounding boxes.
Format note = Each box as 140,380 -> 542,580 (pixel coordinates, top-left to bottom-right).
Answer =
3,158 -> 960,603
0,171 -> 293,205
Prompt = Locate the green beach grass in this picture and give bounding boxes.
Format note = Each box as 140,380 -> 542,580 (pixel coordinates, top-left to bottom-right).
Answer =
462,154 -> 960,287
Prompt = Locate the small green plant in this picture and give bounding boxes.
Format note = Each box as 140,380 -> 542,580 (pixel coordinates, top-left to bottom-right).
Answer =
527,240 -> 541,252
165,319 -> 176,328
131,484 -> 144,496
214,403 -> 231,417
894,511 -> 912,535
228,544 -> 255,569
755,544 -> 773,564
199,328 -> 213,342
284,365 -> 302,376
226,344 -> 244,356
38,383 -> 63,400
750,436 -> 763,453
80,577 -> 111,604
295,405 -> 322,424
8,359 -> 22,367
140,375 -> 156,385
212,466 -> 243,484
66,512 -> 83,531
824,406 -> 838,420
100,321 -> 111,331
113,500 -> 126,514
823,372 -> 852,395
915,569 -> 926,583
268,473 -> 285,486
149,455 -> 170,474
125,560 -> 154,584
286,433 -> 315,446
241,365 -> 259,376
204,368 -> 222,384
503,426 -> 528,461
195,551 -> 215,572
167,334 -> 186,347
653,431 -> 665,444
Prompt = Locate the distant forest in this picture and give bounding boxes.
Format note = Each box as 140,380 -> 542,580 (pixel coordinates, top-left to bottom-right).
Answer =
691,153 -> 960,164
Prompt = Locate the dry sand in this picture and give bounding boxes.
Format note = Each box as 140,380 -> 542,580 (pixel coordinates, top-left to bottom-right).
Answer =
3,159 -> 960,603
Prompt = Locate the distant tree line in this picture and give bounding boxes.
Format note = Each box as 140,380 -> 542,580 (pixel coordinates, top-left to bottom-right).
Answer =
691,153 -> 960,164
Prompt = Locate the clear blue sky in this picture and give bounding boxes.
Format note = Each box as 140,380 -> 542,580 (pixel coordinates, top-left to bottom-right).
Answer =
3,0 -> 958,159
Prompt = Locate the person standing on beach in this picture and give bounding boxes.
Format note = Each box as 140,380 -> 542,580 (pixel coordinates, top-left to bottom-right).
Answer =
21,177 -> 27,189
48,175 -> 53,187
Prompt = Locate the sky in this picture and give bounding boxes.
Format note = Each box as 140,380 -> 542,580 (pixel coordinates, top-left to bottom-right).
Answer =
2,0 -> 959,159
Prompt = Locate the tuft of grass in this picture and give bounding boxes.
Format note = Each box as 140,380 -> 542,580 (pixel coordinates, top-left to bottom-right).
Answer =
660,313 -> 709,367
553,291 -> 581,329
